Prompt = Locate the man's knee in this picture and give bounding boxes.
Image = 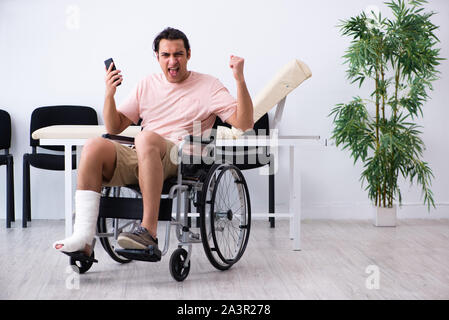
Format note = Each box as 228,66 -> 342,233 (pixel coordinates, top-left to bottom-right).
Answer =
82,137 -> 116,162
135,131 -> 165,158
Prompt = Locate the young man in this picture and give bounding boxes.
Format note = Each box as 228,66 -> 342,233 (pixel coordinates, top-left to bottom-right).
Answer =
53,27 -> 253,257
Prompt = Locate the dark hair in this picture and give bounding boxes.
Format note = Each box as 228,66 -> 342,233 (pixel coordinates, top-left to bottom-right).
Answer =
153,27 -> 190,53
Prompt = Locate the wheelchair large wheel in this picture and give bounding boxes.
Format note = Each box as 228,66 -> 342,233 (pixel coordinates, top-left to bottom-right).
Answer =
97,186 -> 140,264
199,164 -> 251,270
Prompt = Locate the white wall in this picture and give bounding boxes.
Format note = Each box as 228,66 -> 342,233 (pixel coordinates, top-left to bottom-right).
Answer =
0,0 -> 448,221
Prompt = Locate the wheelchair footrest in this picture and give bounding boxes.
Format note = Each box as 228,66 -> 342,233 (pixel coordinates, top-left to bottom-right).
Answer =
63,251 -> 98,264
115,247 -> 161,262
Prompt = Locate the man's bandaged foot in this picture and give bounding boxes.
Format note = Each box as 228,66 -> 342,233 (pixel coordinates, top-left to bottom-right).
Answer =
53,190 -> 101,253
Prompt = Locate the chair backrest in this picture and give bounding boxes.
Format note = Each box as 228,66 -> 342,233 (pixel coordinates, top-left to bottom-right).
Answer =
30,105 -> 98,151
0,109 -> 12,150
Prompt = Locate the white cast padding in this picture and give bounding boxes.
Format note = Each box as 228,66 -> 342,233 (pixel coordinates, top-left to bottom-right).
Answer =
217,59 -> 312,139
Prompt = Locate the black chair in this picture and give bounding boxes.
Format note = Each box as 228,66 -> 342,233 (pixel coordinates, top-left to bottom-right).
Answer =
212,113 -> 276,227
0,110 -> 15,228
22,105 -> 98,227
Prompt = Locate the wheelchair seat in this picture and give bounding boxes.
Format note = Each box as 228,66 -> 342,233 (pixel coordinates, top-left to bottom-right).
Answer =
125,176 -> 179,196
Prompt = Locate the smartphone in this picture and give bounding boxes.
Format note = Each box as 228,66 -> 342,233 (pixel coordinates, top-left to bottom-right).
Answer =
104,58 -> 121,86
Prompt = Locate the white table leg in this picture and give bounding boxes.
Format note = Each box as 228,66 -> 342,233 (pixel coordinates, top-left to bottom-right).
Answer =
293,146 -> 301,251
289,146 -> 295,239
289,146 -> 301,251
64,144 -> 73,237
76,145 -> 82,166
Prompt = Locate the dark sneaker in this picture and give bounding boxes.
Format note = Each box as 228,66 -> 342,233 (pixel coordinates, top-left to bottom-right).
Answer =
117,226 -> 159,250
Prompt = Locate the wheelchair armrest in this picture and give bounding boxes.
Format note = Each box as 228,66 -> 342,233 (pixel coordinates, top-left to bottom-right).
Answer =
102,133 -> 135,145
178,135 -> 216,167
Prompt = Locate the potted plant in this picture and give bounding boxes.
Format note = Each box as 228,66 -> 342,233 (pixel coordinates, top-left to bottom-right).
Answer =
330,0 -> 443,226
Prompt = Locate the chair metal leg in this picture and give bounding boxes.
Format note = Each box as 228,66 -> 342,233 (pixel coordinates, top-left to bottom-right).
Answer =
5,170 -> 10,228
22,154 -> 31,228
6,155 -> 14,228
269,173 -> 275,228
187,195 -> 192,228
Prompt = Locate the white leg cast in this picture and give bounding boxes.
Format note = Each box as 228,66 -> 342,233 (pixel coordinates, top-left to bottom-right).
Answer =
53,190 -> 101,252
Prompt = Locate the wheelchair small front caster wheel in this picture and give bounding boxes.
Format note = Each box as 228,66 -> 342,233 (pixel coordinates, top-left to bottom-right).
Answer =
69,251 -> 95,274
169,248 -> 190,282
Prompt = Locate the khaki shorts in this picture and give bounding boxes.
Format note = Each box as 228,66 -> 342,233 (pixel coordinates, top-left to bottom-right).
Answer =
103,139 -> 178,187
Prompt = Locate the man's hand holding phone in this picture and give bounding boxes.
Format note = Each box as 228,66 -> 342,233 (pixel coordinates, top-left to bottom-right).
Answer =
104,58 -> 122,97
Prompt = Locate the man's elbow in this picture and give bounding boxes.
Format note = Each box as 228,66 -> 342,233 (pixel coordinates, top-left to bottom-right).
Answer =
237,119 -> 254,132
105,124 -> 122,135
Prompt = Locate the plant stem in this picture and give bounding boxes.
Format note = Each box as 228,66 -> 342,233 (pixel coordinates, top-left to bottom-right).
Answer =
394,62 -> 400,119
375,66 -> 380,147
390,61 -> 401,207
380,55 -> 387,207
375,63 -> 381,206
380,38 -> 386,121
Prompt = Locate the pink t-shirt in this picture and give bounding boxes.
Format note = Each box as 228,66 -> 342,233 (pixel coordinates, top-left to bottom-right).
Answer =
117,71 -> 237,144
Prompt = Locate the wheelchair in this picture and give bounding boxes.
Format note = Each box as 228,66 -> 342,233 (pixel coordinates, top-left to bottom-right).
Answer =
68,130 -> 252,282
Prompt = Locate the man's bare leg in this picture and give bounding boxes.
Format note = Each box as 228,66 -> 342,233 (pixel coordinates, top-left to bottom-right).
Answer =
76,137 -> 117,192
54,137 -> 116,253
134,131 -> 167,239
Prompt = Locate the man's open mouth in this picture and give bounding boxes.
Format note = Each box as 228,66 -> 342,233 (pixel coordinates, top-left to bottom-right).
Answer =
168,67 -> 179,77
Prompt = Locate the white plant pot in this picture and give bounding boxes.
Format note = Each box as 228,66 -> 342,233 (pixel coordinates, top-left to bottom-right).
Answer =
374,205 -> 397,227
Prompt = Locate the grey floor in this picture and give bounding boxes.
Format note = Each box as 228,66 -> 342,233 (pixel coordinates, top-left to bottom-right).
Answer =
1,218 -> 449,300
